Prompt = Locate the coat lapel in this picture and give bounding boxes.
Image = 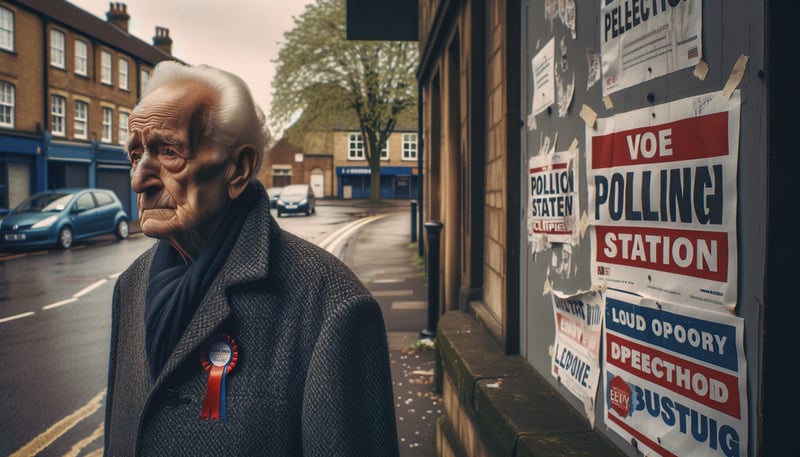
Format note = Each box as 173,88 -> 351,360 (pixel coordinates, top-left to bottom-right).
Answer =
151,187 -> 274,389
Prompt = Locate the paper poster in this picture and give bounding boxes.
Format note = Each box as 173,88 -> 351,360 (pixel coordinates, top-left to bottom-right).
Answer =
528,146 -> 579,250
551,290 -> 604,426
531,38 -> 556,117
600,0 -> 702,96
603,289 -> 747,457
587,91 -> 740,310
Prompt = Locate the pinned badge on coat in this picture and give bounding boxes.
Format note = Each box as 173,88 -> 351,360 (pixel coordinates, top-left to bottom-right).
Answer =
199,333 -> 239,421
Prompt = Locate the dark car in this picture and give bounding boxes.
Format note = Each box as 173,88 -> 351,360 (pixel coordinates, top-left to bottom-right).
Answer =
267,186 -> 284,209
0,188 -> 130,250
276,184 -> 316,217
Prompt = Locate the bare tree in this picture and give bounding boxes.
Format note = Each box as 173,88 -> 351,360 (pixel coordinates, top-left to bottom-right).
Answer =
271,0 -> 418,202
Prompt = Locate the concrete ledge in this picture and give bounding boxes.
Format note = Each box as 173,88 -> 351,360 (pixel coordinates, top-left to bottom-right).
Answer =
436,311 -> 625,457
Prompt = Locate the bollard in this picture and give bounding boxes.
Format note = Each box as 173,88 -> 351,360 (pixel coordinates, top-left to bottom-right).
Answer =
410,200 -> 418,242
421,221 -> 443,339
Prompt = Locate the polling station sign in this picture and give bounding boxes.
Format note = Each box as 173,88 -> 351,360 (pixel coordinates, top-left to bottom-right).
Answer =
603,289 -> 747,457
601,0 -> 702,95
551,290 -> 604,426
587,91 -> 740,310
528,147 -> 579,249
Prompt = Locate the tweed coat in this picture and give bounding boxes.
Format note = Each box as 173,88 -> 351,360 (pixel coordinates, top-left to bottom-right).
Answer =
103,186 -> 399,456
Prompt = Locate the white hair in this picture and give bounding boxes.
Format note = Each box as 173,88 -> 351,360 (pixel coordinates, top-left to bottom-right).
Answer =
138,60 -> 271,178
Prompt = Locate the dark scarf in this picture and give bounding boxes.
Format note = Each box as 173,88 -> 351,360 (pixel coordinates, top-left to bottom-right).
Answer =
144,183 -> 259,380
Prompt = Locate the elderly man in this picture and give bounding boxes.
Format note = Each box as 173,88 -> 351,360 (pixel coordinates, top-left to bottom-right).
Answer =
103,61 -> 399,456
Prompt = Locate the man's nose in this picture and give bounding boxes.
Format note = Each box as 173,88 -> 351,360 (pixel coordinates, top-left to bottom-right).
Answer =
130,151 -> 161,193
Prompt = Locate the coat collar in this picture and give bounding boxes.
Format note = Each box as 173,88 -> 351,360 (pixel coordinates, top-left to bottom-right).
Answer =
151,183 -> 275,387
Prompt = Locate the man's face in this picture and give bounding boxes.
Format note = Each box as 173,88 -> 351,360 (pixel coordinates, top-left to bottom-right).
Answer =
127,81 -> 232,257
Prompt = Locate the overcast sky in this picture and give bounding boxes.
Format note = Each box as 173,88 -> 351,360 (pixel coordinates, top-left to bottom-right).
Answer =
69,0 -> 314,134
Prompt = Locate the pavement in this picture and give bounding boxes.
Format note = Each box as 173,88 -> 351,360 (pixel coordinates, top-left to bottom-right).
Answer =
338,205 -> 440,457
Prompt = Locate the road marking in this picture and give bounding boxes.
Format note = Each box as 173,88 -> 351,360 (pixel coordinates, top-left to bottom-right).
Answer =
43,298 -> 79,310
9,389 -> 106,457
320,214 -> 391,258
74,279 -> 108,298
0,311 -> 34,324
108,272 -> 122,279
63,421 -> 104,457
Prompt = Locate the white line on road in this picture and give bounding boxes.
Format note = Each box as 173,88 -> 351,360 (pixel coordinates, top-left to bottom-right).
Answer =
42,298 -> 78,310
0,311 -> 34,323
9,389 -> 106,457
73,279 -> 108,298
320,214 -> 391,258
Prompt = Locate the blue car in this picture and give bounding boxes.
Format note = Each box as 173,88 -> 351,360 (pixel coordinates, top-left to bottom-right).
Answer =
0,188 -> 130,250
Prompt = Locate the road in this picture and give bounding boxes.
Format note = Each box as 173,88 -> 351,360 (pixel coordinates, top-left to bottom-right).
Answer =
0,202 -> 383,457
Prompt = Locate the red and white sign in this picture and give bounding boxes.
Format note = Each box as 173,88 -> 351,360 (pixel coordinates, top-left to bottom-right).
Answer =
587,91 -> 740,310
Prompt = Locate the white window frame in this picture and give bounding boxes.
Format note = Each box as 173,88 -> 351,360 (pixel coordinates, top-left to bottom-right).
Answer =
51,95 -> 66,136
101,107 -> 113,143
0,81 -> 14,128
140,69 -> 150,93
50,29 -> 65,69
380,140 -> 389,161
101,51 -> 112,85
402,133 -> 418,161
348,132 -> 365,160
74,40 -> 88,76
118,57 -> 129,90
118,111 -> 129,145
0,7 -> 14,52
74,101 -> 88,139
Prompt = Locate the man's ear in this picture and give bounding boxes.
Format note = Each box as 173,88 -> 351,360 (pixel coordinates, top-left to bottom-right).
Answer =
226,144 -> 258,199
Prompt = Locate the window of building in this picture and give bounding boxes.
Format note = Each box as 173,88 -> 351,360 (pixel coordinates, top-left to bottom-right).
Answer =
118,58 -> 129,90
50,29 -> 65,69
74,101 -> 88,139
101,51 -> 112,85
140,69 -> 150,93
51,95 -> 66,136
348,132 -> 364,160
102,107 -> 113,143
75,40 -> 88,76
0,7 -> 14,52
380,141 -> 389,161
118,111 -> 129,145
0,81 -> 14,128
402,133 -> 418,161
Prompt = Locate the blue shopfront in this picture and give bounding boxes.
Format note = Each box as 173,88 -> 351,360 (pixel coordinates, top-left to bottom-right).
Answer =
45,135 -> 136,219
336,166 -> 419,199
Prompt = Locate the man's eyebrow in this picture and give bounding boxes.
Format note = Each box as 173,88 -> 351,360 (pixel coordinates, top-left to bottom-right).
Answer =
156,131 -> 182,146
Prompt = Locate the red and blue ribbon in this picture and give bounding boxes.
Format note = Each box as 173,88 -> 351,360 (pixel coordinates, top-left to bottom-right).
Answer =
200,333 -> 238,421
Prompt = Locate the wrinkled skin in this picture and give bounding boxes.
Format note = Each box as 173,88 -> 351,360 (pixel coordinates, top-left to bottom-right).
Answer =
127,81 -> 256,262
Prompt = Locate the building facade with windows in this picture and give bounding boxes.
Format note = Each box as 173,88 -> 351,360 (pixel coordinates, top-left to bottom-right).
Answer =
262,128 -> 420,200
334,128 -> 419,199
0,0 -> 174,217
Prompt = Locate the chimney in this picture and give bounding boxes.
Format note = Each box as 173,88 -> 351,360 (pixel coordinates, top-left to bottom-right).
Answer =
153,26 -> 173,55
106,3 -> 130,33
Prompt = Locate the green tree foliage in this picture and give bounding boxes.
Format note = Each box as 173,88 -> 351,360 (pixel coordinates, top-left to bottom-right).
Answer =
271,0 -> 418,202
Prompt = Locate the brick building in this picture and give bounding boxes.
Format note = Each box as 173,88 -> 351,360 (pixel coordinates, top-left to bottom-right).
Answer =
0,0 -> 174,217
350,0 -> 797,456
262,127 -> 419,200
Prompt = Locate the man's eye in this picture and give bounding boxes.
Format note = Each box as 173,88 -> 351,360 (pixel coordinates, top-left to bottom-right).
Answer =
162,148 -> 179,158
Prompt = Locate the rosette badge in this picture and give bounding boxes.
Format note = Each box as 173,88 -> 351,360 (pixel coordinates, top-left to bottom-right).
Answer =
199,333 -> 239,421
